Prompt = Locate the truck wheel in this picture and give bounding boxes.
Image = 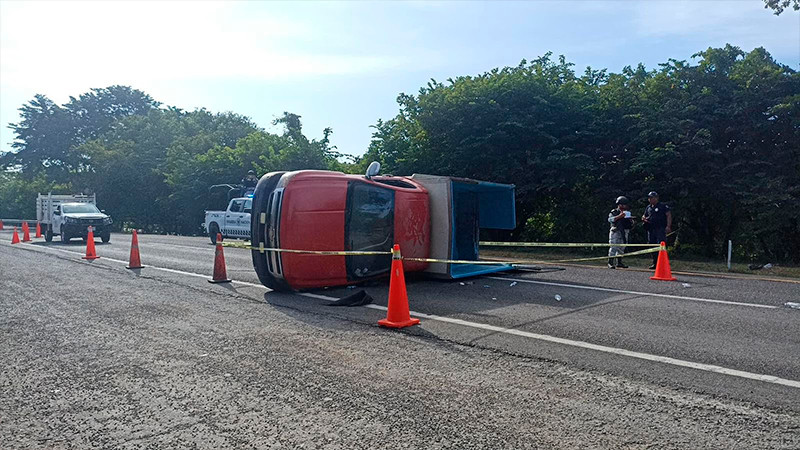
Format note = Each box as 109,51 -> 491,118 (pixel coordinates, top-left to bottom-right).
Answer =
101,232 -> 111,243
251,171 -> 292,292
209,223 -> 220,244
45,225 -> 53,242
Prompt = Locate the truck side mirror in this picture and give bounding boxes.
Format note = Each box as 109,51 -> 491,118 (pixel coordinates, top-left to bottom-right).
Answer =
101,210 -> 106,213
54,210 -> 60,215
365,161 -> 381,179
244,208 -> 252,214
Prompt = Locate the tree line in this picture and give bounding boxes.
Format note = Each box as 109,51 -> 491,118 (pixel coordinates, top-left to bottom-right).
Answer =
2,45 -> 798,263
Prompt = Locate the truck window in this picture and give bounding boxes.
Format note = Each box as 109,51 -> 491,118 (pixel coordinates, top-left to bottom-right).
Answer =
344,182 -> 394,280
62,203 -> 101,214
229,200 -> 244,213
243,199 -> 252,213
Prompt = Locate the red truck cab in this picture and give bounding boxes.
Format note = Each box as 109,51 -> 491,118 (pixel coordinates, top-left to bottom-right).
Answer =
251,166 -> 516,291
251,170 -> 430,291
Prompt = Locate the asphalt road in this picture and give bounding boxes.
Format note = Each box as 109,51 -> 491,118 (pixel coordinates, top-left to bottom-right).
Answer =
1,231 -> 799,449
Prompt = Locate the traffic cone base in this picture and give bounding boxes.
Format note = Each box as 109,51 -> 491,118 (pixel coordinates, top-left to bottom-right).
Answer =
378,244 -> 420,328
378,317 -> 420,328
209,233 -> 231,283
82,227 -> 100,260
126,230 -> 144,269
650,241 -> 676,281
11,227 -> 20,244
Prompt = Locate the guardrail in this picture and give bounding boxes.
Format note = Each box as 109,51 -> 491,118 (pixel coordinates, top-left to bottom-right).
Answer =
0,219 -> 37,226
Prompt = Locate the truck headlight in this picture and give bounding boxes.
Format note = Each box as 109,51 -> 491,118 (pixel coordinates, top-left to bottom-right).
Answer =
64,217 -> 77,224
103,217 -> 113,225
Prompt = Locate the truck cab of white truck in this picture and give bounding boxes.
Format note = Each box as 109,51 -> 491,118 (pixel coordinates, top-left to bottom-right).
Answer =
204,197 -> 251,244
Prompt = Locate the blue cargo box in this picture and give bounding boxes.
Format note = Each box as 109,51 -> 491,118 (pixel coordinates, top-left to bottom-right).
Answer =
410,175 -> 516,279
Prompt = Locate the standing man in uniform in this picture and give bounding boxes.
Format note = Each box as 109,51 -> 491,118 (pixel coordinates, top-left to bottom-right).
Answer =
642,191 -> 672,269
608,196 -> 634,269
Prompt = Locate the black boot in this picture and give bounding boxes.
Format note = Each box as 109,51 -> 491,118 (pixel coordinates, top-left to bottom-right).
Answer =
649,253 -> 658,270
608,258 -> 616,269
616,258 -> 629,269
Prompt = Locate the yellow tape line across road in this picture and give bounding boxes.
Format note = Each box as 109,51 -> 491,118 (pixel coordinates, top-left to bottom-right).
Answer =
221,242 -> 662,265
221,241 -> 391,256
480,241 -> 661,248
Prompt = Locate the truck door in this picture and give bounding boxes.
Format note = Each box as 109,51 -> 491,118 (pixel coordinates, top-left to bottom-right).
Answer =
241,199 -> 252,237
225,199 -> 248,238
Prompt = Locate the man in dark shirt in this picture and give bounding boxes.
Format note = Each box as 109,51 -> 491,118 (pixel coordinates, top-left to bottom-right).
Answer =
242,170 -> 258,189
642,191 -> 672,269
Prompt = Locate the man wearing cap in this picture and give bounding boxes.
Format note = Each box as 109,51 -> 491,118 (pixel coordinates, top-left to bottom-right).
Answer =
608,196 -> 634,269
642,191 -> 672,269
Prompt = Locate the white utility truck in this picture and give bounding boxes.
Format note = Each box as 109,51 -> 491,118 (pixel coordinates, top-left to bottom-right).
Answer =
204,197 -> 251,244
36,193 -> 113,243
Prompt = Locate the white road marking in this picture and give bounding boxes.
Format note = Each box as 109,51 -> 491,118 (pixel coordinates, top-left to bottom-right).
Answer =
487,276 -> 779,309
4,241 -> 798,389
360,304 -> 800,389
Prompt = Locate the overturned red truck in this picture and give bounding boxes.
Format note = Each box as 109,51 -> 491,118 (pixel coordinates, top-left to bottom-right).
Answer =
250,164 -> 516,291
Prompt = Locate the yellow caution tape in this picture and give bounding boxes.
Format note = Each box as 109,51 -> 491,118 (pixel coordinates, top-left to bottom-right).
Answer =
221,241 -> 661,265
405,246 -> 662,265
220,241 -> 391,256
480,241 -> 660,248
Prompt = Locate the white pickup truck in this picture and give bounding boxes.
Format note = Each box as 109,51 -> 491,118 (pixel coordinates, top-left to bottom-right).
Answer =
37,193 -> 113,243
204,197 -> 251,244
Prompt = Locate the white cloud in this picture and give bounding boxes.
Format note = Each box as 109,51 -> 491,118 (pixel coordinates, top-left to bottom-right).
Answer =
0,1 -> 401,100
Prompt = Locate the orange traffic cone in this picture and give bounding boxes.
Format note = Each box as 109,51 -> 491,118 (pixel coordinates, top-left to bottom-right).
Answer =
22,221 -> 31,242
11,226 -> 20,244
208,233 -> 231,283
650,241 -> 676,281
35,222 -> 42,238
378,244 -> 420,328
0,219 -> 4,230
82,226 -> 100,260
126,230 -> 144,269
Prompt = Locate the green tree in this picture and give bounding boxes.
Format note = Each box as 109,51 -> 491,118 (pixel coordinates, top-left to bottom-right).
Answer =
763,0 -> 799,15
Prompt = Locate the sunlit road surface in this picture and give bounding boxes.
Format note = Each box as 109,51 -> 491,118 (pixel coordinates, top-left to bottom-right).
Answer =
2,231 -> 799,449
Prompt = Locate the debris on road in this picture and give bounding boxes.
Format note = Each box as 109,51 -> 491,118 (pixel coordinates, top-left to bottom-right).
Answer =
328,290 -> 374,307
509,281 -> 517,287
554,294 -> 562,302
785,302 -> 800,310
682,283 -> 691,288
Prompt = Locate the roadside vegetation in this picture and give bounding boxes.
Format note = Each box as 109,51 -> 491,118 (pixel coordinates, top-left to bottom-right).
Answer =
1,45 -> 798,266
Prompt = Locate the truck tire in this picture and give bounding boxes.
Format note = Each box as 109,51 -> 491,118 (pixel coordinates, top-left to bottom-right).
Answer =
251,171 -> 292,292
61,230 -> 70,243
101,232 -> 111,243
45,225 -> 53,242
208,223 -> 220,244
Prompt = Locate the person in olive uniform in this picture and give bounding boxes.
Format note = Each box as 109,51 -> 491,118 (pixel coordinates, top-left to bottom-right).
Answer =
642,191 -> 672,269
608,196 -> 634,269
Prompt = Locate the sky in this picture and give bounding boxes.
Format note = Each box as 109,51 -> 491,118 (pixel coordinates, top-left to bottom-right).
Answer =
1,0 -> 798,158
